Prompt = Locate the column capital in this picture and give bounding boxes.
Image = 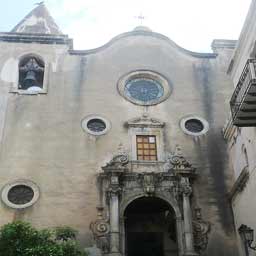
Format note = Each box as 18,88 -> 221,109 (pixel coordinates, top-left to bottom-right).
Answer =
182,185 -> 192,196
107,186 -> 122,197
180,177 -> 192,196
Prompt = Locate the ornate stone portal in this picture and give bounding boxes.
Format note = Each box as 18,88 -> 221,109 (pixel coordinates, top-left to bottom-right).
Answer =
90,145 -> 210,256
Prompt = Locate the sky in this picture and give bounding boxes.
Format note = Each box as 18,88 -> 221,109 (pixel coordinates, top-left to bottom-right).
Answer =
0,0 -> 252,52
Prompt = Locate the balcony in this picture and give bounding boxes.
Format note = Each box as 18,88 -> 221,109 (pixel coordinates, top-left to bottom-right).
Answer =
230,59 -> 256,126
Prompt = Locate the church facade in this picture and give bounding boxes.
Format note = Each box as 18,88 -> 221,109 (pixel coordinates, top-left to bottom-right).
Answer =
0,3 -> 249,256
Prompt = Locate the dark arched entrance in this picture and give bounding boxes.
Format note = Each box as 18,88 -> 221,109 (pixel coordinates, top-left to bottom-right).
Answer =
124,197 -> 178,256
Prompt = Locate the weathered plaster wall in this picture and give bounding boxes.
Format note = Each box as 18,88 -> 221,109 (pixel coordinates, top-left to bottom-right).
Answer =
224,1 -> 256,256
226,125 -> 256,256
0,31 -> 237,255
229,0 -> 256,85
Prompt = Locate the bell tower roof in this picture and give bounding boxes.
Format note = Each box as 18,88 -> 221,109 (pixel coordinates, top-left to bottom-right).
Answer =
11,3 -> 62,35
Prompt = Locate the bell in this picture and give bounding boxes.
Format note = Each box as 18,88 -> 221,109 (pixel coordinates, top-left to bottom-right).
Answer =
24,70 -> 37,88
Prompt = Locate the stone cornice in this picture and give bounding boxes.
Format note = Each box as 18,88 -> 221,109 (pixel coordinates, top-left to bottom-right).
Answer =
211,39 -> 237,52
0,32 -> 73,47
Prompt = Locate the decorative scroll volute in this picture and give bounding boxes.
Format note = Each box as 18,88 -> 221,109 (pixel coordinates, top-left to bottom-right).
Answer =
93,142 -> 213,255
165,145 -> 196,176
102,143 -> 129,172
90,206 -> 110,253
193,208 -> 211,254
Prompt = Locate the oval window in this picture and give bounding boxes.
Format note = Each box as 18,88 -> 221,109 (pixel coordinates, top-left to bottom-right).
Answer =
180,116 -> 209,136
81,115 -> 111,136
87,119 -> 107,133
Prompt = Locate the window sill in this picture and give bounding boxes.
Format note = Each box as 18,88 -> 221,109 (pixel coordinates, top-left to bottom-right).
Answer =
9,88 -> 47,95
131,160 -> 165,165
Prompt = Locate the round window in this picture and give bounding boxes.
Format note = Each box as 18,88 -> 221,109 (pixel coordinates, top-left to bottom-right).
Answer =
118,70 -> 171,106
8,185 -> 34,205
87,119 -> 106,133
180,116 -> 209,136
1,180 -> 40,209
81,115 -> 111,136
184,119 -> 204,133
125,78 -> 164,103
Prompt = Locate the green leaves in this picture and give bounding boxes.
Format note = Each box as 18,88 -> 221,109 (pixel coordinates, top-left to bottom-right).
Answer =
54,226 -> 77,241
0,221 -> 87,256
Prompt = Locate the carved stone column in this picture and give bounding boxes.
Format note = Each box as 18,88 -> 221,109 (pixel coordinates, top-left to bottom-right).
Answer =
100,144 -> 129,256
176,216 -> 184,256
108,175 -> 121,256
181,177 -> 198,256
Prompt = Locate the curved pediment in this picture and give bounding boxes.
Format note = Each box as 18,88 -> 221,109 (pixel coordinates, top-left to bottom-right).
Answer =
69,27 -> 217,59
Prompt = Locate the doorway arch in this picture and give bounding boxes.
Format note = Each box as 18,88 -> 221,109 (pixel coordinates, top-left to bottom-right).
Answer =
123,196 -> 178,256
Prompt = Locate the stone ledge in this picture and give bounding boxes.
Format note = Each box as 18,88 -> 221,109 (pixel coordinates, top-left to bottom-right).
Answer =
211,39 -> 237,52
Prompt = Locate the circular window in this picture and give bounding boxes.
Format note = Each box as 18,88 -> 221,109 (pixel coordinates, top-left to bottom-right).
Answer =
180,116 -> 209,136
1,180 -> 40,209
118,70 -> 171,105
125,78 -> 164,103
87,119 -> 106,132
184,119 -> 204,133
8,185 -> 34,205
81,115 -> 111,136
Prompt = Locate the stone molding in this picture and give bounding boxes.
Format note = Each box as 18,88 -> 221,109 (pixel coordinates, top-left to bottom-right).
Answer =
125,113 -> 165,128
211,39 -> 237,52
0,32 -> 73,47
229,166 -> 249,200
127,113 -> 166,161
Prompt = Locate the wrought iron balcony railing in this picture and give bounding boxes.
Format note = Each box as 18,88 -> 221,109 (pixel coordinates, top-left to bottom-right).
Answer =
230,59 -> 256,126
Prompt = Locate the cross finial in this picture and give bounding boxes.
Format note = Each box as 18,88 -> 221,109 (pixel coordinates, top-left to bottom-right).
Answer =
134,12 -> 145,25
35,1 -> 44,5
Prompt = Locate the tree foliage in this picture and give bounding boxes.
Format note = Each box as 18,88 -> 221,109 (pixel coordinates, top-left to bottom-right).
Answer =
0,221 -> 87,256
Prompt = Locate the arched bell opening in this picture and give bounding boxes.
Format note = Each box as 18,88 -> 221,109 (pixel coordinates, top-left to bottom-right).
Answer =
124,196 -> 178,256
18,54 -> 45,91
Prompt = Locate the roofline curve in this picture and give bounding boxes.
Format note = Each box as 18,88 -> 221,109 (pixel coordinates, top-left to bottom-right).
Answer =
69,30 -> 217,58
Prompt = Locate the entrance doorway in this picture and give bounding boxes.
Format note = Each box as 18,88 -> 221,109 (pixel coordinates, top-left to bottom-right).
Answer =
124,197 -> 178,256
